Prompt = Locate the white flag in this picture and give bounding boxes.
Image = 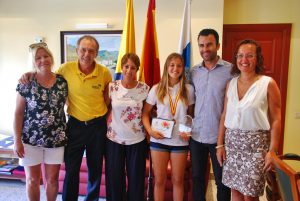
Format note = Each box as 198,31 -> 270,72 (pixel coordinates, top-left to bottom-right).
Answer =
178,0 -> 191,71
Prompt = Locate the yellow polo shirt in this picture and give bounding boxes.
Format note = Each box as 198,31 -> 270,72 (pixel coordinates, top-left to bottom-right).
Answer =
56,61 -> 112,121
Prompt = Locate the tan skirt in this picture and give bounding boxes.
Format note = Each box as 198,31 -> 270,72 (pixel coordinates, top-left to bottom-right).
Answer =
222,128 -> 270,197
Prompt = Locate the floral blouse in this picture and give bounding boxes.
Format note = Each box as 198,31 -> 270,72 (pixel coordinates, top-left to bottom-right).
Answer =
16,75 -> 68,148
107,80 -> 149,145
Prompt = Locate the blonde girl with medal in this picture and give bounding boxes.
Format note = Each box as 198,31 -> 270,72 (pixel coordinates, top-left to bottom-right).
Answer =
142,53 -> 195,201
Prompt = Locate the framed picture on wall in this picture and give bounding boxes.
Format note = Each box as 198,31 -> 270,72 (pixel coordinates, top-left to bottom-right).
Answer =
60,30 -> 122,75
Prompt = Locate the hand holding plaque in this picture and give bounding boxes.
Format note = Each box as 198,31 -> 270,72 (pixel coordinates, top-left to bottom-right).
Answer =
151,118 -> 175,138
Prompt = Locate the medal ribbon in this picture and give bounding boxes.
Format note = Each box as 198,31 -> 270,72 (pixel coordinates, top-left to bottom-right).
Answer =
168,90 -> 181,117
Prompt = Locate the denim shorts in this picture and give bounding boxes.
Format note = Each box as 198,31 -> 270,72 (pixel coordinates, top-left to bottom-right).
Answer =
150,142 -> 189,153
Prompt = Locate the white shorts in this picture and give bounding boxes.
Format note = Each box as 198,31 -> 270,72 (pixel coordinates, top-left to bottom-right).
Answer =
19,144 -> 64,166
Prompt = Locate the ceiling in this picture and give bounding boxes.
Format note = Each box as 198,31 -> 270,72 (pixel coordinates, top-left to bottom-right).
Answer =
0,0 -> 222,19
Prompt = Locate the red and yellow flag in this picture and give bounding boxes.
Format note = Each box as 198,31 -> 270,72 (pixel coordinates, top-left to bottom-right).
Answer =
138,0 -> 160,87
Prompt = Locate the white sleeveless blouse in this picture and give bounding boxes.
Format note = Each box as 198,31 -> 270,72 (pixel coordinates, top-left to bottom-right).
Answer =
224,75 -> 271,130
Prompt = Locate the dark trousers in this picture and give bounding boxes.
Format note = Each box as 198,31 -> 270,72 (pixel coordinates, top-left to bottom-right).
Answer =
105,138 -> 148,201
62,116 -> 107,201
190,138 -> 231,201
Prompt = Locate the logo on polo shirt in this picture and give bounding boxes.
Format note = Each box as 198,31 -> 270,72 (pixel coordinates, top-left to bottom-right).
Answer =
92,84 -> 102,89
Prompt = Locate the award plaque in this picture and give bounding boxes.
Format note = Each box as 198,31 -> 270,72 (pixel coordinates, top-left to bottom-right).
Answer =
178,115 -> 193,136
151,118 -> 175,138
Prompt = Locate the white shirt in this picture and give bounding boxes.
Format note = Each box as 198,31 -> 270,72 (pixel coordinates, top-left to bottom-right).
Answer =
146,83 -> 195,146
107,80 -> 149,145
224,75 -> 271,130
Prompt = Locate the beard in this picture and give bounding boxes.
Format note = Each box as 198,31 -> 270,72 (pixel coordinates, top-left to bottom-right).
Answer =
201,51 -> 218,62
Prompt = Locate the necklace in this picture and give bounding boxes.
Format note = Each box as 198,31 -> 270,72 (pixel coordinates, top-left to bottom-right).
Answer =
237,74 -> 261,100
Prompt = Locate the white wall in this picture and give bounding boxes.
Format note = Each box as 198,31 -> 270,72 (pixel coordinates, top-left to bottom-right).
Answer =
0,0 -> 224,134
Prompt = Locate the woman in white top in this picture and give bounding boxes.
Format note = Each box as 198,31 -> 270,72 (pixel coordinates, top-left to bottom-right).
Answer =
105,53 -> 150,201
142,53 -> 195,201
216,39 -> 281,200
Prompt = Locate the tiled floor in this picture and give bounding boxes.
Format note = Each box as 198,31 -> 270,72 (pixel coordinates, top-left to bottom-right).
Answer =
0,178 -> 268,201
0,179 -> 105,201
206,179 -> 268,201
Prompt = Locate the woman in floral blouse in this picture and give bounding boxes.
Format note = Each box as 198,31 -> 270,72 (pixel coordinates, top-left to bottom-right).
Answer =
13,43 -> 68,201
105,53 -> 149,201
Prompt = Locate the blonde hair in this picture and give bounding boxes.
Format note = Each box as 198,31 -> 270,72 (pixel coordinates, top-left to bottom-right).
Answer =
29,43 -> 54,70
156,53 -> 188,105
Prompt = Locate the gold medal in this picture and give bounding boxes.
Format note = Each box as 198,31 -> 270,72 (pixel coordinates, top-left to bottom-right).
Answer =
168,90 -> 180,117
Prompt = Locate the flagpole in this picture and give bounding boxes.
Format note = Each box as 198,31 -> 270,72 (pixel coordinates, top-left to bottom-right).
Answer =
139,0 -> 160,199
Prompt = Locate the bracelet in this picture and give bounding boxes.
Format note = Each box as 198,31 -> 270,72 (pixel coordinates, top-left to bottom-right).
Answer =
215,144 -> 224,149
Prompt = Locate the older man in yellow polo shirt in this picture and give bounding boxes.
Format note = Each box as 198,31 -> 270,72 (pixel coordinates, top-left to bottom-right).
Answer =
59,35 -> 112,201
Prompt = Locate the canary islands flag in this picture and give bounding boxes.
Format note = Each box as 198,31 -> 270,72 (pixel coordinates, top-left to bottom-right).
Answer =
178,0 -> 191,73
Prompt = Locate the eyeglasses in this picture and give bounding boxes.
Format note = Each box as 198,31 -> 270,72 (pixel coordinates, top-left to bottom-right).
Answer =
236,54 -> 256,60
29,42 -> 48,51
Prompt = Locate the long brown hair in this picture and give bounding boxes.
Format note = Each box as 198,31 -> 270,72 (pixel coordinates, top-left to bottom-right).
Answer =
156,53 -> 188,105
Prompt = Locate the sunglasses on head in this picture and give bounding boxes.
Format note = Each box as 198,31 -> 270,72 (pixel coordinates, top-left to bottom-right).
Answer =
29,42 -> 48,51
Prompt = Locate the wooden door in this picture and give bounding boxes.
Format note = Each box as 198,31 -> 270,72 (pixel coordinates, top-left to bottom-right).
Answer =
222,24 -> 292,153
